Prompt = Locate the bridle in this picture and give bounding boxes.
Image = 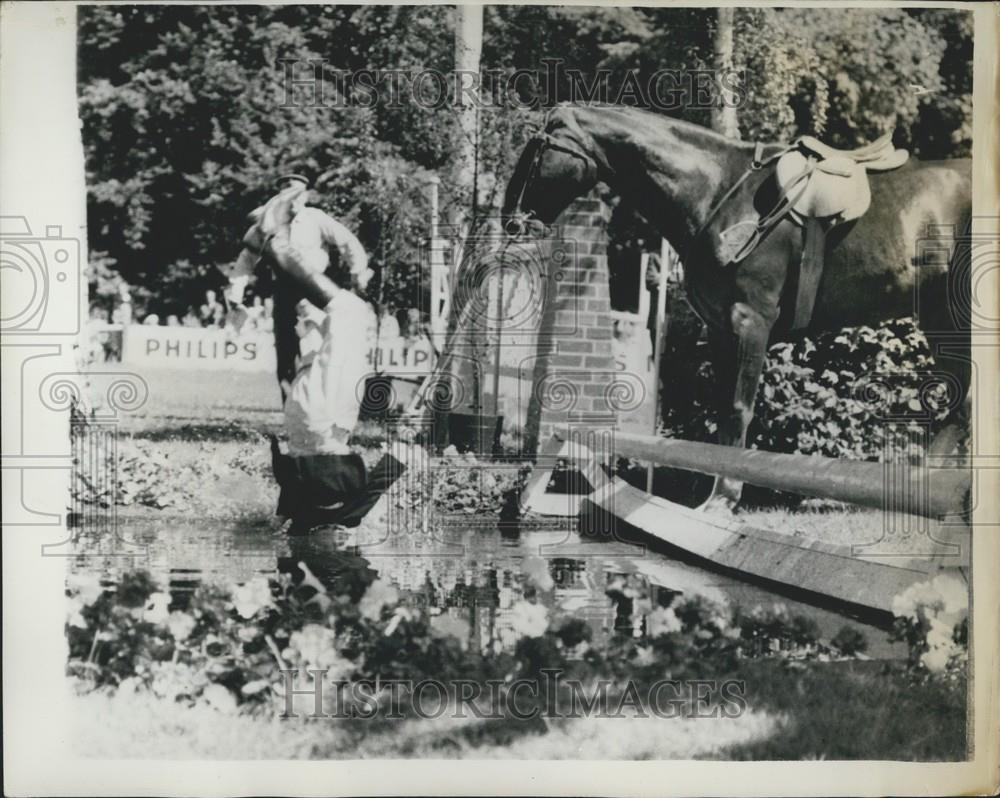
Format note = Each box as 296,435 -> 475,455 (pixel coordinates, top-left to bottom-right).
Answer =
506,120 -> 803,269
688,140 -> 817,265
505,127 -> 599,236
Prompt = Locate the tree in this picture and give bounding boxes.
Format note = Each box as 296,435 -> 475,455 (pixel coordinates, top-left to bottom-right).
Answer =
452,4 -> 484,228
77,6 -> 972,320
710,8 -> 739,138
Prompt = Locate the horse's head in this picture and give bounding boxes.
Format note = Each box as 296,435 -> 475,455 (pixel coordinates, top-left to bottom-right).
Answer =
501,112 -> 601,235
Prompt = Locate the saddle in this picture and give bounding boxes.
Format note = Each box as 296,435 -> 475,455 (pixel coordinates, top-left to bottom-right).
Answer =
775,131 -> 909,225
772,132 -> 909,328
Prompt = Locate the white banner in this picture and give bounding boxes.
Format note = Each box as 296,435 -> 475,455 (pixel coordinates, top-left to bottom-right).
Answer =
122,325 -> 277,372
121,325 -> 437,377
367,335 -> 435,378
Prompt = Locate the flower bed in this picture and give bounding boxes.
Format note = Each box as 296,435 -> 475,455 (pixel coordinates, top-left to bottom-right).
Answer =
66,561 -> 967,723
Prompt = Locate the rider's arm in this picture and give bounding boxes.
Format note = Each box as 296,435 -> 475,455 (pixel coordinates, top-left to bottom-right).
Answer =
268,231 -> 342,311
317,215 -> 368,277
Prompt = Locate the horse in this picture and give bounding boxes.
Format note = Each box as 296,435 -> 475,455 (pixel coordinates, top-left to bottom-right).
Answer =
501,104 -> 971,512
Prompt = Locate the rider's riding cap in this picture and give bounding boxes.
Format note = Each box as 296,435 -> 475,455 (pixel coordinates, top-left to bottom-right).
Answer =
275,173 -> 310,190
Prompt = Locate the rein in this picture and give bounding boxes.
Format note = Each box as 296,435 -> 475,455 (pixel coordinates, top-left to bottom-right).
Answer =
686,141 -> 795,263
508,120 -> 808,271
506,128 -> 598,235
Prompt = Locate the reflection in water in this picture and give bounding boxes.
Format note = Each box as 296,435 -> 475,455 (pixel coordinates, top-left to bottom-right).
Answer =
69,514 -> 902,658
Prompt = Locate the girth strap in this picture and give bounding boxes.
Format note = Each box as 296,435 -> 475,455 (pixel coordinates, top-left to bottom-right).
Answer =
792,217 -> 826,330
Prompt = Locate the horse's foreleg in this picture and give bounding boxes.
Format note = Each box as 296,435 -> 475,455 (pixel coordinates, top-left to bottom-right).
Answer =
700,303 -> 773,513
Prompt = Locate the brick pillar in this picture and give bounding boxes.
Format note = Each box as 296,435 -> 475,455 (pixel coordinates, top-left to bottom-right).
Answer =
524,193 -> 617,454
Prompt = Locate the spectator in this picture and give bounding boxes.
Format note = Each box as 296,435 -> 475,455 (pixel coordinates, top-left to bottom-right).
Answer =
143,313 -> 160,326
246,295 -> 266,330
182,307 -> 201,328
403,307 -> 425,342
379,302 -> 401,339
260,296 -> 275,333
112,284 -> 133,326
199,289 -> 225,328
166,314 -> 181,327
225,303 -> 249,334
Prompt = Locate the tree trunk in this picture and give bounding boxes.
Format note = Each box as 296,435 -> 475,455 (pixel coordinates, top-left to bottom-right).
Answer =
450,5 -> 485,417
711,8 -> 740,139
452,4 -> 483,229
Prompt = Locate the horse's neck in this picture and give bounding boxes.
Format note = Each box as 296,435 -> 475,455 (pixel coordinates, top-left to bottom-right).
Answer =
580,110 -> 751,253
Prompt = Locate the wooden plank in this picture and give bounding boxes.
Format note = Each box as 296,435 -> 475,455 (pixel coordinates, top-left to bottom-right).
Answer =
561,427 -> 970,519
580,478 -> 940,616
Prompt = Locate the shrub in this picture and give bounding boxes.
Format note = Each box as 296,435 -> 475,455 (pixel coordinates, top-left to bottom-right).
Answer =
660,314 -> 959,464
66,568 -> 873,719
831,626 -> 869,657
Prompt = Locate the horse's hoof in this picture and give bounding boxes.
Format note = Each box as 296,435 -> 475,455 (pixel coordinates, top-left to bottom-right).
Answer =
696,494 -> 739,516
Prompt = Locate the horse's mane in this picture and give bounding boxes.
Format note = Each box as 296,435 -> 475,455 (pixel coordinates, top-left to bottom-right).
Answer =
546,102 -> 758,151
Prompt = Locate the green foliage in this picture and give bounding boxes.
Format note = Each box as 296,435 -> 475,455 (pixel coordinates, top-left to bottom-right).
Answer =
78,6 -> 433,314
661,316 -> 957,466
831,626 -> 869,657
79,6 -> 972,315
890,572 -> 969,678
732,8 -> 969,153
66,567 -> 867,718
434,449 -> 528,514
72,435 -> 209,510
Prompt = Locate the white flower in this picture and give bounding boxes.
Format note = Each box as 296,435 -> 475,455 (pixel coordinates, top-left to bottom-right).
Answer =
430,612 -> 470,649
66,572 -> 103,604
201,683 -> 238,714
509,600 -> 548,639
166,611 -> 196,641
143,592 -> 171,625
925,616 -> 955,650
237,625 -> 260,643
384,607 -> 418,637
633,646 -> 656,667
289,624 -> 340,669
66,595 -> 88,629
241,679 -> 271,697
921,642 -> 955,674
150,662 -> 206,700
522,556 -> 554,592
231,576 -> 273,619
358,578 -> 399,621
893,574 -> 969,628
931,573 -> 968,624
646,607 -> 682,637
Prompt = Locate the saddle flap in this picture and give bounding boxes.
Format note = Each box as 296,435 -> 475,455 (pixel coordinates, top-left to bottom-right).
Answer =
775,151 -> 872,223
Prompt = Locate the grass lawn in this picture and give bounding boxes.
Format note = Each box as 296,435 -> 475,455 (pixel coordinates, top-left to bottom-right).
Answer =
70,659 -> 966,760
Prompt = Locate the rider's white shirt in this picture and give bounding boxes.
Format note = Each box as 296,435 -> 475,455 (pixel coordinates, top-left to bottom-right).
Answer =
287,207 -> 368,277
283,289 -> 376,456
